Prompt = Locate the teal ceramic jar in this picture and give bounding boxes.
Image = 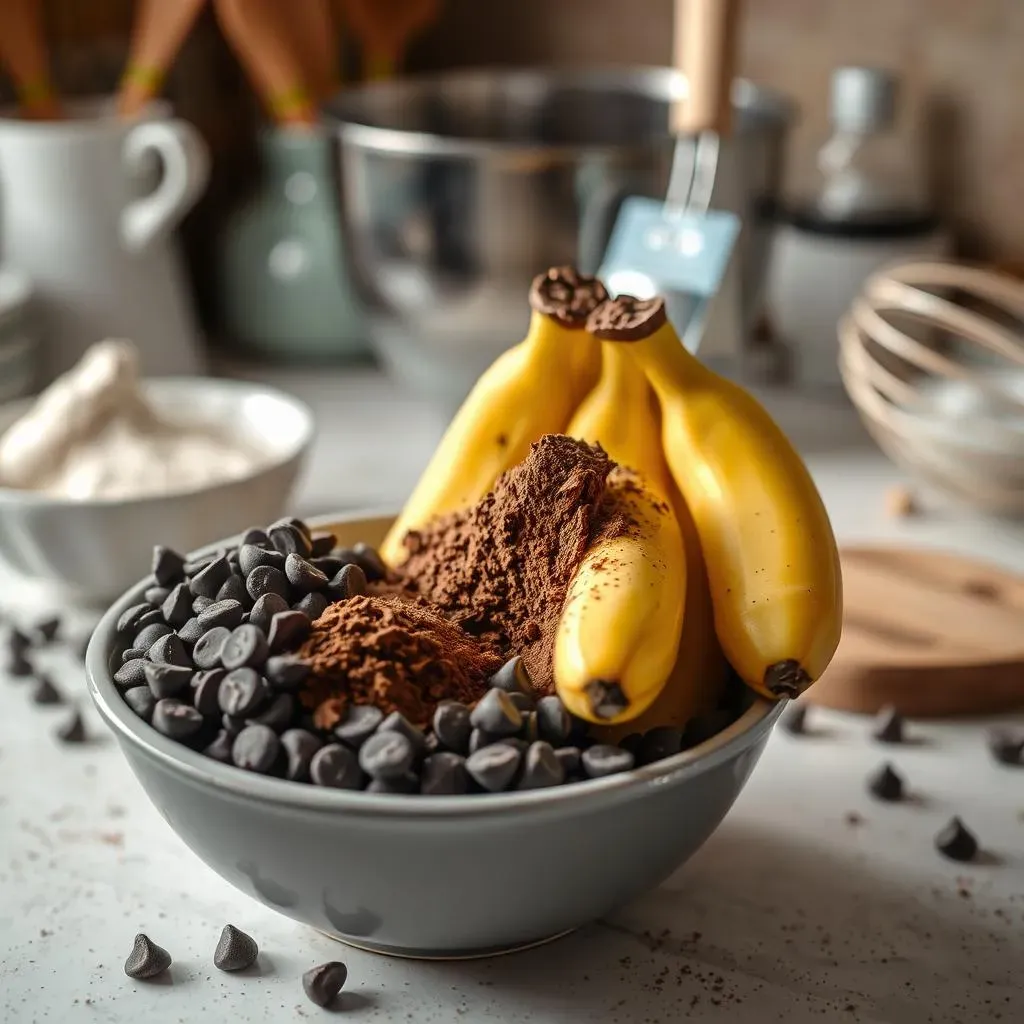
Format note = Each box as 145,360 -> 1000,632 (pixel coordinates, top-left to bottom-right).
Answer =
218,127 -> 369,362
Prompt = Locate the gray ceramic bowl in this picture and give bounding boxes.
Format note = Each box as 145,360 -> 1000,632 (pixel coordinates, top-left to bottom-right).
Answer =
88,512 -> 784,959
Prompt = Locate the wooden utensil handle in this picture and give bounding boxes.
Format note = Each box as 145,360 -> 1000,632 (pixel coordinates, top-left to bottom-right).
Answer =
672,0 -> 742,136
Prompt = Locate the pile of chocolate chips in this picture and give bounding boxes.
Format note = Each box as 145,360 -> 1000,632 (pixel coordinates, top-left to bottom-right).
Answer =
111,516 -> 742,795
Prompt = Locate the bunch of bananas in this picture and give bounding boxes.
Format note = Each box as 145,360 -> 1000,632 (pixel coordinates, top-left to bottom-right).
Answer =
382,266 -> 843,726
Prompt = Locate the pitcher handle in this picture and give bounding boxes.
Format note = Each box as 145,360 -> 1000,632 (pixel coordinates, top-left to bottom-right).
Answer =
120,119 -> 210,253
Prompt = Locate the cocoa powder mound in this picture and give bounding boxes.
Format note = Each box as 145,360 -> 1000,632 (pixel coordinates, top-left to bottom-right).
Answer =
395,434 -> 614,692
297,596 -> 503,729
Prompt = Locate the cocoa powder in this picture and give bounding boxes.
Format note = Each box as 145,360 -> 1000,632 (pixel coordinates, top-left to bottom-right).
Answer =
297,596 -> 502,729
395,434 -> 614,692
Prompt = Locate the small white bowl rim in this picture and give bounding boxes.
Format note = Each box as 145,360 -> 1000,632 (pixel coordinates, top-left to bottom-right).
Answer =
0,377 -> 316,509
87,512 -> 782,822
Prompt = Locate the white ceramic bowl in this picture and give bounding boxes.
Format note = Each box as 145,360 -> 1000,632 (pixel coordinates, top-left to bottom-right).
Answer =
0,377 -> 315,601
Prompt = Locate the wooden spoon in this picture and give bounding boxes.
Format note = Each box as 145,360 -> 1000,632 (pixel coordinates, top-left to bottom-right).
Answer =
117,0 -> 210,119
339,0 -> 440,82
0,0 -> 61,120
287,0 -> 341,103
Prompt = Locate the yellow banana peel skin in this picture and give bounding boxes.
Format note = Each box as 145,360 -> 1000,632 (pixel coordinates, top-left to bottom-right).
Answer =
614,316 -> 843,700
557,343 -> 687,725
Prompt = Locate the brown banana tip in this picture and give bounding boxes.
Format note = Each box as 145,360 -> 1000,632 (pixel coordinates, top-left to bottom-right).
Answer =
764,660 -> 812,699
587,295 -> 667,341
529,266 -> 609,328
585,680 -> 630,720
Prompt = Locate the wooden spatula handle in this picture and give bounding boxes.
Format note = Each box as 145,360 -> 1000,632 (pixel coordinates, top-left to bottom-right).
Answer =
671,0 -> 742,136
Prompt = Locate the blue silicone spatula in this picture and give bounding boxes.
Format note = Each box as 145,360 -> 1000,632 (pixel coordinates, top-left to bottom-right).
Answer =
600,0 -> 743,353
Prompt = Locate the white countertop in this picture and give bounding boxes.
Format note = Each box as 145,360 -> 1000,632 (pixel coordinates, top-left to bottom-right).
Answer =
2,368 -> 1022,1024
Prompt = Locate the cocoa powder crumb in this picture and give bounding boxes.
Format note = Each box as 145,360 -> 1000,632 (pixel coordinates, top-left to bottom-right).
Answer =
297,596 -> 502,729
395,434 -> 614,692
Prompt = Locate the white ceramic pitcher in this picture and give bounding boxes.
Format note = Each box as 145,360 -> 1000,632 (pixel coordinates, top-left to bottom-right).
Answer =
0,98 -> 209,383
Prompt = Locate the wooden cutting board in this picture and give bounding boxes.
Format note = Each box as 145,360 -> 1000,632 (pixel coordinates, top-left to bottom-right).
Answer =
806,545 -> 1024,717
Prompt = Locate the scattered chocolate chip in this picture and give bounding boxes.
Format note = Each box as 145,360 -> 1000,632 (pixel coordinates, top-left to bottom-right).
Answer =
309,532 -> 337,558
31,675 -> 63,705
132,622 -> 173,653
470,688 -> 522,737
121,647 -> 145,664
359,730 -> 415,780
581,744 -> 635,778
153,699 -> 204,740
143,661 -> 193,700
189,556 -> 232,599
284,553 -> 328,593
334,704 -> 383,749
192,669 -> 227,716
232,724 -> 281,773
378,711 -> 427,755
246,565 -> 290,603
518,741 -> 565,789
935,816 -> 978,862
468,728 -> 495,755
192,626 -> 231,670
327,563 -> 366,601
508,691 -> 535,714
781,702 -> 809,736
488,655 -> 533,696
152,546 -> 186,587
161,583 -> 193,628
352,542 -> 387,582
433,701 -> 472,754
117,604 -> 152,639
302,961 -> 348,1008
366,772 -> 419,794
638,726 -> 684,765
239,543 -> 285,576
135,608 -> 165,632
270,524 -> 311,558
56,709 -> 87,743
32,615 -> 61,643
281,729 -> 323,781
113,659 -> 148,689
125,933 -> 172,979
466,743 -> 522,792
6,651 -> 33,677
144,586 -> 170,607
124,685 -> 156,722
867,762 -> 904,801
219,668 -> 271,717
8,626 -> 31,656
240,527 -> 269,547
249,593 -> 289,633
251,693 -> 295,732
535,695 -> 571,745
987,728 -> 1024,767
148,632 -> 190,668
554,746 -> 581,776
215,574 -> 249,609
310,743 -> 363,788
293,592 -> 329,621
221,624 -> 269,671
197,599 -> 246,632
267,610 -> 310,653
221,713 -> 247,737
873,705 -> 905,744
192,595 -> 214,614
203,730 -> 234,763
420,751 -> 469,795
176,616 -> 206,647
213,924 -> 259,971
264,654 -> 309,691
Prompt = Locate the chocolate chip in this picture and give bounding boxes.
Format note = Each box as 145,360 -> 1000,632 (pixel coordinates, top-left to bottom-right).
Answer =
638,726 -> 684,765
872,705 -> 905,744
6,651 -> 33,677
302,961 -> 348,1008
359,730 -> 415,779
192,669 -> 226,716
124,686 -> 156,722
121,648 -> 145,663
867,762 -> 904,801
518,741 -> 565,789
113,659 -> 148,689
246,565 -> 290,603
987,728 -> 1024,767
197,599 -> 246,632
366,772 -> 418,793
124,933 -> 172,979
135,608 -> 165,631
433,701 -> 472,754
192,595 -> 214,614
148,632 -> 190,668
508,691 -> 535,714
327,563 -> 366,601
309,532 -> 337,558
32,675 -> 63,705
284,553 -> 328,594
935,816 -> 978,862
470,688 -> 522,737
153,699 -> 204,740
33,615 -> 61,643
352,542 -> 387,582
267,610 -> 310,653
310,743 -> 363,788
264,654 -> 309,691
56,709 -> 87,743
152,546 -> 185,587
554,746 -> 581,776
184,555 -> 216,577
488,655 -> 533,696
582,744 -> 635,778
293,591 -> 329,621
160,583 -> 192,628
116,604 -> 152,639
251,693 -> 295,732
468,728 -> 496,754
249,593 -> 289,633
281,729 -> 323,781
176,616 -> 206,647
232,724 -> 280,773
378,711 -> 427,756
535,695 -> 570,745
221,624 -> 269,671
203,730 -> 234,763
144,587 -> 170,607
192,626 -> 231,669
213,924 -> 259,971
496,736 -> 528,754
215,574 -> 250,609
238,543 -> 285,576
334,704 -> 383,749
466,743 -> 522,792
240,527 -> 269,546
420,752 -> 468,795
781,702 -> 809,736
133,622 -> 173,653
222,713 -> 247,737
143,661 -> 194,700
270,524 -> 311,558
188,556 -> 232,599
219,668 -> 271,717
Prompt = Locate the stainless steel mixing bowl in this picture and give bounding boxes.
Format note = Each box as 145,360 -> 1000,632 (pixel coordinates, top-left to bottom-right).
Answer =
325,67 -> 794,408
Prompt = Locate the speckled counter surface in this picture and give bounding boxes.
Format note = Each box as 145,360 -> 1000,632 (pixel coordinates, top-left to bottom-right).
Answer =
1,369 -> 1022,1024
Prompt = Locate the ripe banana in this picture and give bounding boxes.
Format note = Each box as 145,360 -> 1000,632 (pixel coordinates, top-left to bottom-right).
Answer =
380,267 -> 608,567
556,342 -> 687,725
587,296 -> 843,700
